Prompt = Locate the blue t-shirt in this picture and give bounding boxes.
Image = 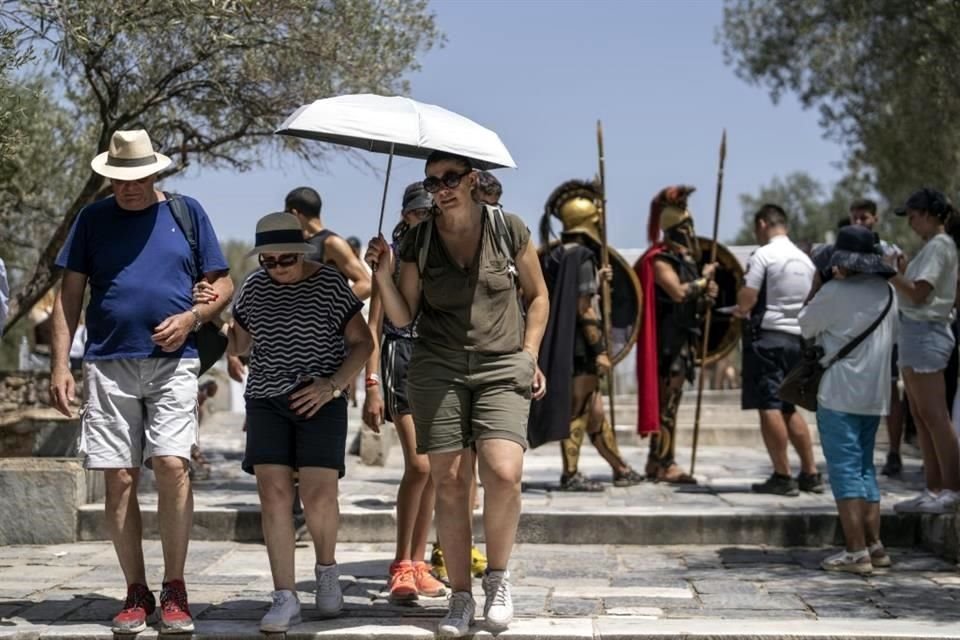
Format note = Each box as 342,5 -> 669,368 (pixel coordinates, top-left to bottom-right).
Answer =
55,195 -> 229,360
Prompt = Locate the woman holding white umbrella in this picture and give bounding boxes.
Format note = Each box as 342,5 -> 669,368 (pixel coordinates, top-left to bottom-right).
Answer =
367,150 -> 548,637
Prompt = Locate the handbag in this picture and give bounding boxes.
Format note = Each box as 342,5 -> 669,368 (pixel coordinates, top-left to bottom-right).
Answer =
778,286 -> 893,411
166,192 -> 229,376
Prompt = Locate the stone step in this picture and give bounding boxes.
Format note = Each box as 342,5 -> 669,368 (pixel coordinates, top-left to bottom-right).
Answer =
77,502 -> 925,548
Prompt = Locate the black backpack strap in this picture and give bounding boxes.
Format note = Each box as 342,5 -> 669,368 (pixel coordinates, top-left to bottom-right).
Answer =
826,285 -> 894,366
165,192 -> 202,282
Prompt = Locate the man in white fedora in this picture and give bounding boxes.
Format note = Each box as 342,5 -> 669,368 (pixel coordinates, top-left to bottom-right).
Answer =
48,129 -> 233,634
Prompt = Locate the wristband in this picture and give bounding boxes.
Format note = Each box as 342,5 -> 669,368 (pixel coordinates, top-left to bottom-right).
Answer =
366,373 -> 381,388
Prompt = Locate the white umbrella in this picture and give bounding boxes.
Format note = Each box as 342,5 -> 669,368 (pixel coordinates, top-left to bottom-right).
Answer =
276,94 -> 516,232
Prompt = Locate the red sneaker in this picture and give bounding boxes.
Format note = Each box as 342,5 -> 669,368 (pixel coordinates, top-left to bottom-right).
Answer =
159,579 -> 194,633
112,583 -> 156,633
388,561 -> 419,603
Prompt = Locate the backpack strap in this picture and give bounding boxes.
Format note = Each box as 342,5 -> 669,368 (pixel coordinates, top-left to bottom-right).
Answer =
165,191 -> 202,283
484,204 -> 519,281
416,217 -> 434,278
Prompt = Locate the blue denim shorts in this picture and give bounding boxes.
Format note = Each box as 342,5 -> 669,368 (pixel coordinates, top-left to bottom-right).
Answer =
816,406 -> 881,503
898,314 -> 955,373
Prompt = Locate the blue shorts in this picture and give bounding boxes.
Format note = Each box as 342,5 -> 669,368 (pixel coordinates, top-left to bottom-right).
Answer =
898,314 -> 955,373
816,407 -> 881,503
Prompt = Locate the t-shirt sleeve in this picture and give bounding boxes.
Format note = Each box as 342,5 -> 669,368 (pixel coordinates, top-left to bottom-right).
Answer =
912,236 -> 951,287
232,275 -> 253,331
55,208 -> 90,274
398,226 -> 421,263
505,213 -> 531,259
327,268 -> 364,333
743,248 -> 767,290
187,198 -> 230,274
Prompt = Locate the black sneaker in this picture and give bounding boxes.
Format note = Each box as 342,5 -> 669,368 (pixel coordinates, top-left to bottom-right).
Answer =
751,473 -> 799,496
798,471 -> 825,494
881,451 -> 902,476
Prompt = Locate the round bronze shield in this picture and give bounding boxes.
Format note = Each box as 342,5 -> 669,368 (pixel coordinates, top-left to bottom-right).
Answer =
693,237 -> 743,366
540,241 -> 643,365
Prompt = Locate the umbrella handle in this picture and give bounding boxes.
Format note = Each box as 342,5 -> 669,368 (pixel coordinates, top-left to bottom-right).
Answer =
371,143 -> 395,272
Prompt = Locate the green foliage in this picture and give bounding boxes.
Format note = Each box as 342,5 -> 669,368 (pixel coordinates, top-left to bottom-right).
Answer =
720,0 -> 960,205
730,171 -> 917,252
1,0 -> 442,330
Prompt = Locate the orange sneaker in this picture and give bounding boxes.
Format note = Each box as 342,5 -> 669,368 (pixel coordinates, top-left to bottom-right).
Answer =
388,561 -> 418,603
413,561 -> 446,597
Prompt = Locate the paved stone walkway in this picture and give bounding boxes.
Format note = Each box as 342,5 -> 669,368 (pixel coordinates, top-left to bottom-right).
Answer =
139,410 -> 927,519
1,540 -> 960,638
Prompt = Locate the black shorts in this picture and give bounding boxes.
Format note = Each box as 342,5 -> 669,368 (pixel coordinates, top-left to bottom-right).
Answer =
382,335 -> 413,423
741,330 -> 802,413
242,390 -> 348,477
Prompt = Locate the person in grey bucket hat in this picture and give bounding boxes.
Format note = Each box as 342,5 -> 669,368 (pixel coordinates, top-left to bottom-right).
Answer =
799,223 -> 899,575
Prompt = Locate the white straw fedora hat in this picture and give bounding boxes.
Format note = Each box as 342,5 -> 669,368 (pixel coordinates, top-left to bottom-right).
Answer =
247,212 -> 316,257
90,129 -> 172,180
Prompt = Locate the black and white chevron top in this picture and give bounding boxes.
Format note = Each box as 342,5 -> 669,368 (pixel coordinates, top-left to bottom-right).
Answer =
233,265 -> 363,399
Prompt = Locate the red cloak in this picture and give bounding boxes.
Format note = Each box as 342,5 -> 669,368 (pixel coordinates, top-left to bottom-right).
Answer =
634,244 -> 666,436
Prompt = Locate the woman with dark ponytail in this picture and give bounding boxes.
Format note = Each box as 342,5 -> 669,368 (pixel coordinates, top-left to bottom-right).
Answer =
362,183 -> 447,604
890,188 -> 960,515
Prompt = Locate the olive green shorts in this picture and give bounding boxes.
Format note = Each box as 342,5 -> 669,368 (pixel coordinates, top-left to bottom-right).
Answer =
406,343 -> 534,454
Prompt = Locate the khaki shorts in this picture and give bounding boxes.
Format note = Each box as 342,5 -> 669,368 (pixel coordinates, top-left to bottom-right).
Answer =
80,358 -> 200,469
406,343 -> 534,454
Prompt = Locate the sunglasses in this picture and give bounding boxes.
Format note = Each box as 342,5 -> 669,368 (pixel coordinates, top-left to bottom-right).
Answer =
423,169 -> 472,194
259,254 -> 300,270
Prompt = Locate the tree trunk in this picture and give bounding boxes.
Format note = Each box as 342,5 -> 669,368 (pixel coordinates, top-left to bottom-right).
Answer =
4,172 -> 105,332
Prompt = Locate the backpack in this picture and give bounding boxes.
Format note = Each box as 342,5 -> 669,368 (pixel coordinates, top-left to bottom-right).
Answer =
416,204 -> 519,283
164,192 -> 228,376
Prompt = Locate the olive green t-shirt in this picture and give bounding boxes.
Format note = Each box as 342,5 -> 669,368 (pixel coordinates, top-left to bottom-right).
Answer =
398,211 -> 529,354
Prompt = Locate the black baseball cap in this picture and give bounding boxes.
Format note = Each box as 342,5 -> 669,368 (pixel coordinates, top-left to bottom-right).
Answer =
895,187 -> 948,216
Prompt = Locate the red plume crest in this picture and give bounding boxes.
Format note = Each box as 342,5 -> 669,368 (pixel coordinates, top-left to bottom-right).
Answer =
647,185 -> 696,245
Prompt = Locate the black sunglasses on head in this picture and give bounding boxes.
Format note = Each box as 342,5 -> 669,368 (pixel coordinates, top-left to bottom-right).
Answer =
423,169 -> 472,194
259,253 -> 300,269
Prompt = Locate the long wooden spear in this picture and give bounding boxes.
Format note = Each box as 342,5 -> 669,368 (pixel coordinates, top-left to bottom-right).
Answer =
596,121 -> 616,431
690,130 -> 727,476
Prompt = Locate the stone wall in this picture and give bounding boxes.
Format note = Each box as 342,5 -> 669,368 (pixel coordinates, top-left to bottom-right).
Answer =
0,370 -> 83,458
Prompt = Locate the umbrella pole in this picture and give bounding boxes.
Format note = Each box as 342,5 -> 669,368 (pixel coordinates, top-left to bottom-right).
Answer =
376,143 -> 396,237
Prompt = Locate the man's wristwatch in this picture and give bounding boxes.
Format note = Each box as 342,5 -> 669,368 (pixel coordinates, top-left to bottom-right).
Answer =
189,308 -> 203,332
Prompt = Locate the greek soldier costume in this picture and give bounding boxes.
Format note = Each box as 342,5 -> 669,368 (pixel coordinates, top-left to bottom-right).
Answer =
635,186 -> 714,484
528,179 -> 643,491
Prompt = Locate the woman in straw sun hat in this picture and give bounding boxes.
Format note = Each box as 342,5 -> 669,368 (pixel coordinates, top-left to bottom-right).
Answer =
224,211 -> 372,632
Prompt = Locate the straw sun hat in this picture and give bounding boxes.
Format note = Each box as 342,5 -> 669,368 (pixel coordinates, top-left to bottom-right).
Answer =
247,212 -> 315,257
90,129 -> 172,181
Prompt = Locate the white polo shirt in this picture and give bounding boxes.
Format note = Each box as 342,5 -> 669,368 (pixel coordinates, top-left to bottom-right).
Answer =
743,234 -> 815,336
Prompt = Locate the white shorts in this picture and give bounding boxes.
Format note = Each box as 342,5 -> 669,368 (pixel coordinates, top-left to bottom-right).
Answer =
80,358 -> 200,469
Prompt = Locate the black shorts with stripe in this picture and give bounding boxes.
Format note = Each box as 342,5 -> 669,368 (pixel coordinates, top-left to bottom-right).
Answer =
382,335 -> 414,423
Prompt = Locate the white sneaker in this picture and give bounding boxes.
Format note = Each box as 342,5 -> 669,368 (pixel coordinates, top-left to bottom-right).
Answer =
917,489 -> 960,514
260,590 -> 301,632
314,563 -> 343,618
481,569 -> 513,629
821,549 -> 873,575
894,490 -> 938,514
438,591 -> 475,638
868,542 -> 892,568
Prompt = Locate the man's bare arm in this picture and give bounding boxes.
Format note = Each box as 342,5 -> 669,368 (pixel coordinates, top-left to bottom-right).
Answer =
327,236 -> 372,300
51,271 -> 87,371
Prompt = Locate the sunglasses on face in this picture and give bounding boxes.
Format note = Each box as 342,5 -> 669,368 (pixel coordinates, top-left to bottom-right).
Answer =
259,254 -> 300,270
423,169 -> 472,194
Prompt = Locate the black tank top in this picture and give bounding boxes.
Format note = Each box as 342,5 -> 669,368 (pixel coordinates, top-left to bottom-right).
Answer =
306,229 -> 338,264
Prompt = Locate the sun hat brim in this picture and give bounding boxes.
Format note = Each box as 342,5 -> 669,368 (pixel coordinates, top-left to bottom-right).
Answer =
246,242 -> 316,258
90,151 -> 172,181
829,249 -> 897,278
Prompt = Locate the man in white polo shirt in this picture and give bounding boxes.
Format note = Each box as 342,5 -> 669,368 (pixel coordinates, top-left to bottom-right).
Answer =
735,204 -> 822,496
